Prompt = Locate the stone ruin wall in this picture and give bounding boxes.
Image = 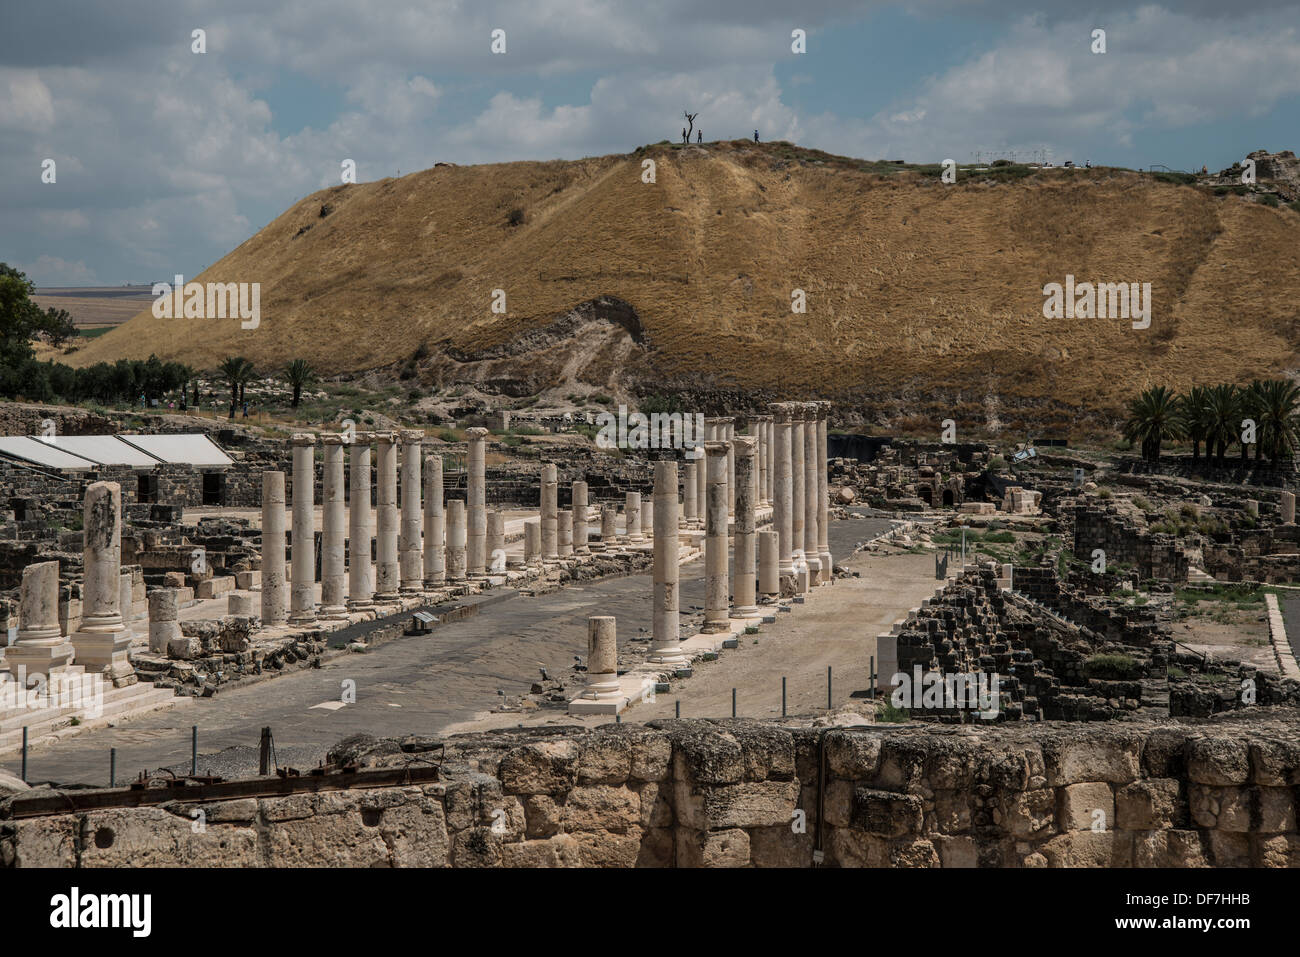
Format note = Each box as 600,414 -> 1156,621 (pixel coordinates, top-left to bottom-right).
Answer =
5,716 -> 1300,868
1072,505 -> 1189,583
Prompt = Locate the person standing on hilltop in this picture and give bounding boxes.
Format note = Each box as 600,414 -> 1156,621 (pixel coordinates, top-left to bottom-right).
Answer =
754,129 -> 759,142
697,129 -> 702,144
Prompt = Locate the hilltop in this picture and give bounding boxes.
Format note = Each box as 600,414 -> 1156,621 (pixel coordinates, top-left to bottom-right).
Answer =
67,141 -> 1300,431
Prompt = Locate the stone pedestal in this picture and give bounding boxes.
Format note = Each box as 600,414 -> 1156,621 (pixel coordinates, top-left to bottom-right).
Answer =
541,464 -> 559,559
731,437 -> 761,618
147,588 -> 182,655
446,500 -> 467,581
321,435 -> 347,618
572,481 -> 590,554
626,491 -> 643,543
4,561 -> 74,680
289,433 -> 317,624
487,511 -> 506,571
771,403 -> 795,577
558,510 -> 573,556
802,403 -> 822,583
348,434 -> 374,607
466,428 -> 489,575
261,471 -> 288,624
399,430 -> 424,591
374,432 -> 401,600
758,530 -> 780,599
423,453 -> 445,588
524,520 -> 541,566
703,441 -> 731,633
1282,491 -> 1296,525
68,482 -> 135,684
649,461 -> 686,664
600,506 -> 617,550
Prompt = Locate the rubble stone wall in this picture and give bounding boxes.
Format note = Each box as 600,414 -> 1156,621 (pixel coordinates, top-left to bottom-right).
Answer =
6,716 -> 1300,867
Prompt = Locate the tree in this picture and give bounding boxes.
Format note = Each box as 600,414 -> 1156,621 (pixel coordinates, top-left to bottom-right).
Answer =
1204,384 -> 1241,468
1250,378 -> 1300,464
284,358 -> 318,408
0,263 -> 79,368
683,111 -> 698,144
1123,385 -> 1182,463
1177,386 -> 1211,463
218,356 -> 255,419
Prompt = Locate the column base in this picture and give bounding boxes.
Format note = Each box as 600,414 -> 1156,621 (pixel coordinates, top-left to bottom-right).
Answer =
423,578 -> 446,590
320,605 -> 349,620
69,627 -> 135,686
731,606 -> 762,619
347,597 -> 374,609
3,640 -> 75,682
701,619 -> 731,634
819,550 -> 833,581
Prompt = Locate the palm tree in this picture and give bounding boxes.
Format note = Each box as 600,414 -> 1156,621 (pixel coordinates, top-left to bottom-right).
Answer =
1124,385 -> 1182,464
284,358 -> 317,409
1251,378 -> 1300,464
1204,384 -> 1240,468
1177,386 -> 1211,463
217,356 -> 254,420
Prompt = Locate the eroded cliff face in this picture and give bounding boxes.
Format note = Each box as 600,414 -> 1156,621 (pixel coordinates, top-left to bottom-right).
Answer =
5,713 -> 1299,868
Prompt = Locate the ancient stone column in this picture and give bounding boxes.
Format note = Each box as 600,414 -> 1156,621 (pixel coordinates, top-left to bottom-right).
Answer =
541,463 -> 559,559
722,417 -> 736,519
289,433 -> 317,624
765,415 -> 776,506
320,435 -> 347,618
703,441 -> 731,633
583,616 -> 621,699
802,404 -> 822,583
791,405 -> 806,578
524,519 -> 541,566
1282,491 -> 1296,525
732,437 -> 760,618
649,461 -> 686,664
770,403 -> 795,576
69,482 -> 136,682
643,499 -> 654,540
487,511 -> 506,571
374,431 -> 400,600
757,416 -> 770,508
260,471 -> 288,624
626,491 -> 643,543
348,434 -> 374,607
601,505 -> 617,550
695,438 -> 707,527
558,509 -> 573,556
119,573 -> 134,625
571,481 -> 589,555
446,500 -> 467,581
5,560 -> 74,679
466,427 -> 489,575
1247,499 -> 1260,518
758,530 -> 780,599
817,402 -> 833,581
683,459 -> 698,525
423,453 -> 445,588
147,588 -> 181,655
399,430 -> 424,592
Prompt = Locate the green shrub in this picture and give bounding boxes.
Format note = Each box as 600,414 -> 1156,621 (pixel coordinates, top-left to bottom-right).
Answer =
1083,654 -> 1141,680
877,700 -> 909,723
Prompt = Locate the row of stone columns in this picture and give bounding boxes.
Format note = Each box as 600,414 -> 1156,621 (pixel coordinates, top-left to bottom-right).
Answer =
769,401 -> 833,591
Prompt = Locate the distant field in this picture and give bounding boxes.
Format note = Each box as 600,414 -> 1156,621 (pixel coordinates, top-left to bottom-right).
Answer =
33,285 -> 155,328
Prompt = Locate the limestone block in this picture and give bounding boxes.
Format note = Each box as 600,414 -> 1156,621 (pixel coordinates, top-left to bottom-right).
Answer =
1258,834 -> 1300,868
1058,782 -> 1114,831
675,780 -> 801,830
1115,779 -> 1182,830
676,827 -> 750,868
562,785 -> 641,832
994,788 -> 1055,839
933,834 -> 979,867
632,781 -> 674,828
634,827 -> 675,868
889,839 -> 941,867
501,834 -> 582,868
576,732 -> 633,785
77,807 -> 259,868
1249,739 -> 1300,786
1043,736 -> 1141,786
825,731 -> 882,780
851,787 -> 925,837
1132,828 -> 1209,867
1187,736 -> 1250,785
932,790 -> 973,833
629,732 -> 672,782
1039,829 -> 1132,868
827,827 -> 890,867
499,740 -> 579,794
572,829 -> 643,868
1189,785 -> 1251,831
1258,786 -> 1296,834
1207,829 -> 1252,867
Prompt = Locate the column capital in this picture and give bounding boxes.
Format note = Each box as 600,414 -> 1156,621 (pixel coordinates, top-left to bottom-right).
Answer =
291,432 -> 316,447
733,435 -> 756,457
769,402 -> 792,422
373,429 -> 398,444
789,403 -> 805,422
465,426 -> 490,440
704,440 -> 729,458
321,433 -> 345,446
399,428 -> 425,443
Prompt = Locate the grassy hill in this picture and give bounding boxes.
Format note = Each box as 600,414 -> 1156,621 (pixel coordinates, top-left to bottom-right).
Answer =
67,140 -> 1300,430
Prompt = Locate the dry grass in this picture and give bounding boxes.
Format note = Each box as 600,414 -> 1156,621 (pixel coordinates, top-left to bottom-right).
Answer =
68,141 -> 1300,424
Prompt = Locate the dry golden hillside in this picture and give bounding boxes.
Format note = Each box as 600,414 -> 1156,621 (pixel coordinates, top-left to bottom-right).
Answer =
70,141 -> 1300,425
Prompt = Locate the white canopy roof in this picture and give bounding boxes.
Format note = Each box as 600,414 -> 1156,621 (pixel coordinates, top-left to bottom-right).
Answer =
0,433 -> 233,470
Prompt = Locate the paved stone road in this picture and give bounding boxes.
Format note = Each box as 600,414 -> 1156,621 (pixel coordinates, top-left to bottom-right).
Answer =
5,517 -> 897,786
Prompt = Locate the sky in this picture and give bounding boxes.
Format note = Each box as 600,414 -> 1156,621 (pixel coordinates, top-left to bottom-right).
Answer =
2,0 -> 1298,286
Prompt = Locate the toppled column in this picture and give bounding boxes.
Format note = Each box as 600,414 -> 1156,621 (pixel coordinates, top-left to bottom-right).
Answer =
572,480 -> 589,554
466,427 -> 489,575
261,471 -> 288,624
348,434 -> 374,608
816,402 -> 833,581
683,459 -> 698,525
289,433 -> 317,624
802,403 -> 822,583
374,431 -> 401,600
600,505 -> 617,550
423,454 -> 445,588
399,430 -> 424,591
487,511 -> 506,571
770,403 -> 795,579
1283,491 -> 1296,524
703,440 -> 731,633
541,464 -> 559,559
572,616 -> 621,709
5,560 -> 74,679
69,481 -> 135,683
147,588 -> 181,655
626,491 -> 643,543
649,461 -> 686,664
758,530 -> 780,600
446,500 -> 467,581
524,519 -> 541,566
558,510 -> 574,556
791,405 -> 806,581
321,435 -> 347,618
732,437 -> 760,618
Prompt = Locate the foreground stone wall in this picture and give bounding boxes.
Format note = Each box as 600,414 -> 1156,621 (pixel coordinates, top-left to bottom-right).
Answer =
5,714 -> 1300,867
